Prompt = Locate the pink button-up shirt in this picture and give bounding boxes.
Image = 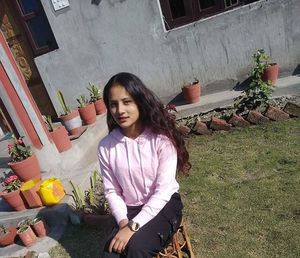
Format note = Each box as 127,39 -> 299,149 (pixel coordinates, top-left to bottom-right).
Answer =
98,128 -> 179,228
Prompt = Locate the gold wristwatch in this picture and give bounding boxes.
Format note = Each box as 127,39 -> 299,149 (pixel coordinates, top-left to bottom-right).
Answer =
127,220 -> 140,232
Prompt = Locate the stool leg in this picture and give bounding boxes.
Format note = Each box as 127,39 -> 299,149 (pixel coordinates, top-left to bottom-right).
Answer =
182,223 -> 195,258
154,220 -> 195,258
173,230 -> 183,258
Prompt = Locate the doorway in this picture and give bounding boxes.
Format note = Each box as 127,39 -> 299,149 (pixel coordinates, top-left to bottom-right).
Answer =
0,0 -> 57,118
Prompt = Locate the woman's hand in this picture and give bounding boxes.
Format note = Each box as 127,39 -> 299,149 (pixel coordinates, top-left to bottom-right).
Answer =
109,222 -> 135,253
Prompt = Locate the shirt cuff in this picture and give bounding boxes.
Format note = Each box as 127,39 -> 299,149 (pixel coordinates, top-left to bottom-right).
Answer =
132,209 -> 155,228
113,210 -> 128,225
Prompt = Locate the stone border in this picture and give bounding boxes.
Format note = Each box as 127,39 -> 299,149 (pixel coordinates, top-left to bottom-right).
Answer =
176,99 -> 300,136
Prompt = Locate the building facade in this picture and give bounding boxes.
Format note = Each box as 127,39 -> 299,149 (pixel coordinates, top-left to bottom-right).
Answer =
0,0 -> 299,168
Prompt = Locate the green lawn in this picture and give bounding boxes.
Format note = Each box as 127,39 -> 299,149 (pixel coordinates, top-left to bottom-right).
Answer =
49,119 -> 300,257
180,118 -> 300,257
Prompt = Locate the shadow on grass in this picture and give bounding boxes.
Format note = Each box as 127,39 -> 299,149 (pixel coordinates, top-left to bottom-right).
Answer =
49,223 -> 108,257
48,215 -> 114,258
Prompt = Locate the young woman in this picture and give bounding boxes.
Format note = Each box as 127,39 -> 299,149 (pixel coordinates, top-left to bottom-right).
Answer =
98,72 -> 190,257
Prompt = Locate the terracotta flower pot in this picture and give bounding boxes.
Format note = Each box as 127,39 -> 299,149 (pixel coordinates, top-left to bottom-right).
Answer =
79,103 -> 97,125
0,226 -> 17,246
60,110 -> 83,135
8,155 -> 41,182
50,126 -> 72,153
0,189 -> 26,211
31,218 -> 49,237
17,226 -> 37,247
94,99 -> 106,115
262,63 -> 279,85
20,179 -> 43,208
182,81 -> 201,104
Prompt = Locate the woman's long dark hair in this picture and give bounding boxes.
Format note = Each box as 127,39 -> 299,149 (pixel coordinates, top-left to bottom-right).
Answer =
103,72 -> 191,175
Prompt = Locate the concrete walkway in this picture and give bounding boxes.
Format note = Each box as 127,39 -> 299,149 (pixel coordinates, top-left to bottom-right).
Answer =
175,75 -> 300,118
0,75 -> 299,257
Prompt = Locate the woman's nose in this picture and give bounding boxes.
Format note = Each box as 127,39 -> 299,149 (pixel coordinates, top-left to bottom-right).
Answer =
117,103 -> 125,114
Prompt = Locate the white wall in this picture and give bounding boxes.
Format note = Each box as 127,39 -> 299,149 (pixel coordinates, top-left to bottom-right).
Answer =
35,0 -> 300,112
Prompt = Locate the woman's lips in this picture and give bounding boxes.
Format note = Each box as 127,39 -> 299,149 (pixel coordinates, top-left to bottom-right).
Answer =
118,117 -> 128,123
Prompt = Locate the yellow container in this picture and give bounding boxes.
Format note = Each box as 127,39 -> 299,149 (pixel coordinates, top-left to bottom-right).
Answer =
21,178 -> 40,191
38,178 -> 65,206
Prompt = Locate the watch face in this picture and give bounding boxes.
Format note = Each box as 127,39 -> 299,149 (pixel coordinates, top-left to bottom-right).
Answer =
129,221 -> 140,231
132,222 -> 139,231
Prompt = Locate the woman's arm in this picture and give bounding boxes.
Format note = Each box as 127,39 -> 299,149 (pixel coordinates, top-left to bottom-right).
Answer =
98,147 -> 128,225
99,147 -> 135,253
132,135 -> 179,228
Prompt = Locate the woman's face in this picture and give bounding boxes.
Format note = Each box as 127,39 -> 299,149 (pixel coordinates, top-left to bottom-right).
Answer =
108,85 -> 142,137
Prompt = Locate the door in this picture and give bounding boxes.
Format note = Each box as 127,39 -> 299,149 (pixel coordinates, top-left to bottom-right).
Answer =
0,0 -> 57,117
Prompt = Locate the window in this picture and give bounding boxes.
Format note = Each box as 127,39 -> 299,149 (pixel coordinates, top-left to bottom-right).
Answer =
159,0 -> 259,30
12,0 -> 58,56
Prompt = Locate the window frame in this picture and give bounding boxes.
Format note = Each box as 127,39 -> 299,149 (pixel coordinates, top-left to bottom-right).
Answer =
10,0 -> 58,56
159,0 -> 255,31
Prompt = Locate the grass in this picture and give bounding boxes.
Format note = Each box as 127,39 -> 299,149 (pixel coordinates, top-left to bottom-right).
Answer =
49,119 -> 300,257
180,118 -> 300,257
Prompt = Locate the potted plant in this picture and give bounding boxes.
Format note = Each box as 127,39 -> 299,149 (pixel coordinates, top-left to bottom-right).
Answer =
68,179 -> 85,225
20,178 -> 43,208
69,170 -> 110,225
234,49 -> 273,115
77,94 -> 97,125
7,135 -> 41,182
82,170 -> 111,225
17,219 -> 37,247
0,224 -> 17,246
253,49 -> 279,85
57,90 -> 82,135
182,78 -> 201,104
43,115 -> 71,153
87,82 -> 106,115
30,217 -> 49,237
0,175 -> 26,211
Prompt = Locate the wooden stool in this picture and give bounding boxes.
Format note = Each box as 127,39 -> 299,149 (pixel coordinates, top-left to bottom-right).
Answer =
155,220 -> 195,258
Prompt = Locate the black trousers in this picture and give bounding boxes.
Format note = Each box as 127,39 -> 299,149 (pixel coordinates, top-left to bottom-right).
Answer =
101,193 -> 183,258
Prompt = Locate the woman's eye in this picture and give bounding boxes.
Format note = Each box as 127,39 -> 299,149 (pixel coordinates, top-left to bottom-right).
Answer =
109,103 -> 117,108
124,100 -> 131,105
